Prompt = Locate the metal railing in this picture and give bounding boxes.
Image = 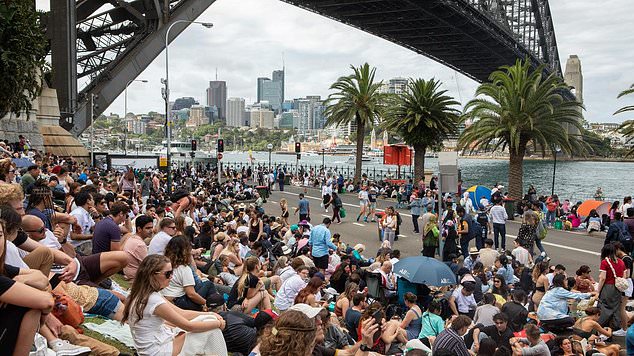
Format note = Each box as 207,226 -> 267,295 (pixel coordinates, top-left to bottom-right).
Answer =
221,161 -> 414,182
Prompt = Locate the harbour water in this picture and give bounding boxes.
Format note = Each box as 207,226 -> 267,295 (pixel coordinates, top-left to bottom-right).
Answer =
220,151 -> 634,202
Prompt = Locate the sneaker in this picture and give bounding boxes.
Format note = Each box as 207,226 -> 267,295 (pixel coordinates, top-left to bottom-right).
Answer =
363,217 -> 368,222
613,329 -> 627,337
356,216 -> 360,222
50,340 -> 91,356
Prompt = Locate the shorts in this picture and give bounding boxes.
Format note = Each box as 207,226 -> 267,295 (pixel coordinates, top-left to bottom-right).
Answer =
368,202 -> 376,210
76,253 -> 102,286
313,255 -> 329,270
87,288 -> 122,318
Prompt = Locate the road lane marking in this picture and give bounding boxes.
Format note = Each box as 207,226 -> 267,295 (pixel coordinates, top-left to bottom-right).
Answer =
353,222 -> 365,227
506,234 -> 600,256
321,214 -> 330,217
398,235 -> 407,238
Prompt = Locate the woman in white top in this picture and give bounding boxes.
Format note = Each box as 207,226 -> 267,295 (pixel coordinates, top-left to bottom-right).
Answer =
382,206 -> 398,246
123,254 -> 227,356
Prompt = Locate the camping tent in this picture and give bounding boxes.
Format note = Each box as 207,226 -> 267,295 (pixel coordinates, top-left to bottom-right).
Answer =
577,200 -> 611,218
467,185 -> 491,209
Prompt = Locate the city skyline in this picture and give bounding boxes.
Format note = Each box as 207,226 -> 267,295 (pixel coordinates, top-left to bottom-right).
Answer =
37,0 -> 634,123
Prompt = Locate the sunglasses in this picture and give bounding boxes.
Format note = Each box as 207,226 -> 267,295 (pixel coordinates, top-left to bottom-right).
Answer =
157,270 -> 173,279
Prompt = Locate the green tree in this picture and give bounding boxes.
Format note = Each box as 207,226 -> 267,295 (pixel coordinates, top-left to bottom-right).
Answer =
0,1 -> 47,117
458,59 -> 585,199
615,84 -> 634,156
324,63 -> 388,183
382,78 -> 460,182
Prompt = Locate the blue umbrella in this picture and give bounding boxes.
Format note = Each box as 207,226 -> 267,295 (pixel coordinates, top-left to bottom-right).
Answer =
467,185 -> 492,209
12,157 -> 33,168
393,256 -> 456,286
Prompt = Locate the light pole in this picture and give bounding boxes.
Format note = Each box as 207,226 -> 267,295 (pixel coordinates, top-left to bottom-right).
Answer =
124,79 -> 148,155
162,20 -> 213,193
267,143 -> 273,171
321,148 -> 325,170
551,145 -> 561,196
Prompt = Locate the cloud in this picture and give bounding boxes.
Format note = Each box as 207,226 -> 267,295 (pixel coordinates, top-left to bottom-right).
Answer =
38,0 -> 634,123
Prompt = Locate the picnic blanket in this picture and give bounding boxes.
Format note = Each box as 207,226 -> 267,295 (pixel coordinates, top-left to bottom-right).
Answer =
84,320 -> 135,349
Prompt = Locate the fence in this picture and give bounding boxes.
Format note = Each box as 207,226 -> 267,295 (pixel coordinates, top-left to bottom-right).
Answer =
221,161 -> 414,182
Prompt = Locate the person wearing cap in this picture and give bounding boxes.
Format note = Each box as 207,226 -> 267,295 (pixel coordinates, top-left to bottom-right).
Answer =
309,218 -> 337,274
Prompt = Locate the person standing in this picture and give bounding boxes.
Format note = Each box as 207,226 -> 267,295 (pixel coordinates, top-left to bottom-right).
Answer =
277,168 -> 285,191
598,243 -> 627,336
309,218 -> 337,274
490,200 -> 508,252
321,182 -> 332,213
330,192 -> 343,224
381,207 -> 398,246
422,215 -> 439,258
409,192 -> 423,234
294,193 -> 310,222
455,206 -> 472,258
356,186 -> 369,223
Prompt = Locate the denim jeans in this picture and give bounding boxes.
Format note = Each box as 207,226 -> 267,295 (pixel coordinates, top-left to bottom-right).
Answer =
546,211 -> 556,226
412,215 -> 420,233
493,223 -> 506,250
534,237 -> 546,254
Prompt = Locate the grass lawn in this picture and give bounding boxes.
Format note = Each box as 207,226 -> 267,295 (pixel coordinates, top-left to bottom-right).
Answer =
80,274 -> 134,354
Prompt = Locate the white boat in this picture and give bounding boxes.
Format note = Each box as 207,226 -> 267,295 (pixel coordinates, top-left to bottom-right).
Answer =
347,154 -> 377,163
152,141 -> 215,163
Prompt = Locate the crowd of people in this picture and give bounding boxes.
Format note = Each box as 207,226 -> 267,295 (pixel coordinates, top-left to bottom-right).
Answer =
2,140 -> 634,356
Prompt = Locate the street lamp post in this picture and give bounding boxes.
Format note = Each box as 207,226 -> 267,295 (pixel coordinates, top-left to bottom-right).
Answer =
124,79 -> 148,155
551,145 -> 561,196
162,20 -> 213,194
321,148 -> 325,170
267,143 -> 273,171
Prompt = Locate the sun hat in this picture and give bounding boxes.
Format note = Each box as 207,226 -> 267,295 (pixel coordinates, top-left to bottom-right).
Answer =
290,224 -> 299,231
288,303 -> 324,319
281,245 -> 293,255
469,247 -> 479,255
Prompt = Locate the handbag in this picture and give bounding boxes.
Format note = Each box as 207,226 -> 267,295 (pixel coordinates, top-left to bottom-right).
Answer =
340,207 -> 347,218
52,290 -> 85,328
605,257 -> 629,292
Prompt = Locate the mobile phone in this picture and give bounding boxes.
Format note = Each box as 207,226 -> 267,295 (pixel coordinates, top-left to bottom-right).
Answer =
372,310 -> 383,340
49,273 -> 62,289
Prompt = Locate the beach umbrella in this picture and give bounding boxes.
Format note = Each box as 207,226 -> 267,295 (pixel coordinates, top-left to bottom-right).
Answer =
577,200 -> 611,218
467,185 -> 492,209
393,256 -> 456,286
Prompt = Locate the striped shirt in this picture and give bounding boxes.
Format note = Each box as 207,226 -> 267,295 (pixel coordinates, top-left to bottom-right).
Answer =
432,328 -> 470,356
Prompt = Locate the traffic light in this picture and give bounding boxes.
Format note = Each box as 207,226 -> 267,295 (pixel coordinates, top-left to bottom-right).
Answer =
295,142 -> 301,153
191,139 -> 197,151
217,139 -> 224,153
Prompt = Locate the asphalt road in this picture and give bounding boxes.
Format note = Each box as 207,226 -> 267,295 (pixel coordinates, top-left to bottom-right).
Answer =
262,185 -> 606,274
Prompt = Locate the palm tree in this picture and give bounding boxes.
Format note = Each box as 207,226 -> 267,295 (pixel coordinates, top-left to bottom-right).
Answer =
324,63 -> 388,184
382,78 -> 461,182
458,59 -> 585,199
615,84 -> 634,156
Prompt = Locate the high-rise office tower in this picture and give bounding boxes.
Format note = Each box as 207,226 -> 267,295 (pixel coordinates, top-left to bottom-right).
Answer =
226,97 -> 245,127
206,81 -> 227,121
256,69 -> 284,114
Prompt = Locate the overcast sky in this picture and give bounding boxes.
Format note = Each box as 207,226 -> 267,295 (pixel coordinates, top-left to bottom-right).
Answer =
40,0 -> 634,123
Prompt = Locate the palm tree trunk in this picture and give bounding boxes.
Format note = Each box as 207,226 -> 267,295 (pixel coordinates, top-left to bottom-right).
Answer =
354,115 -> 365,184
413,144 -> 426,183
508,145 -> 526,200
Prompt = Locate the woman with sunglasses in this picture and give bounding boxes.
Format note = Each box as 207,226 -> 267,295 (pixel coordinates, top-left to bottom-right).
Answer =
0,158 -> 16,184
123,254 -> 227,356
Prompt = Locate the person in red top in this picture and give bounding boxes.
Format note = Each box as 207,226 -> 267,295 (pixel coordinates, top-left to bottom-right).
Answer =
597,243 -> 627,336
546,195 -> 559,227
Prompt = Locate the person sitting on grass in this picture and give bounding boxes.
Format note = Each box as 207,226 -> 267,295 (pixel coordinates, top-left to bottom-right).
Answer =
162,236 -> 219,311
123,254 -> 227,355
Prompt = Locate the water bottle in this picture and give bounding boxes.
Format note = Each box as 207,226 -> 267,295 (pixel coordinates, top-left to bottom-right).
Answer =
328,301 -> 335,312
223,293 -> 229,302
251,308 -> 259,315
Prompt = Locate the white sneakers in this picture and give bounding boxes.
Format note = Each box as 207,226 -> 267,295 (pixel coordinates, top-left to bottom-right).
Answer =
612,329 -> 628,337
49,339 -> 91,356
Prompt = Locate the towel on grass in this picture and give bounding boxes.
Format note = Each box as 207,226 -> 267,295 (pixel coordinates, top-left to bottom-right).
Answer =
84,320 -> 135,348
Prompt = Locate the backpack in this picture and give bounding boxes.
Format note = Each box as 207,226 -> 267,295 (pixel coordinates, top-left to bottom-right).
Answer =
467,216 -> 481,241
617,223 -> 632,244
476,211 -> 488,225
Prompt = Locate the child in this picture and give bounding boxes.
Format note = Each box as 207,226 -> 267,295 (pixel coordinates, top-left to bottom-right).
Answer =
511,238 -> 532,267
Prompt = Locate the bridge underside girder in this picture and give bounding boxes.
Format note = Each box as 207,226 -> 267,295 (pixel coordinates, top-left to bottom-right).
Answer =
282,0 -> 559,82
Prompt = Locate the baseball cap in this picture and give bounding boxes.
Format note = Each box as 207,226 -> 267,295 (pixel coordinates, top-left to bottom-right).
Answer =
288,303 -> 324,319
254,309 -> 279,329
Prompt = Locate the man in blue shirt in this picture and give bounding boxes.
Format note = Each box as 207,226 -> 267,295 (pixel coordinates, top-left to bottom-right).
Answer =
309,218 -> 337,273
294,193 -> 310,222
